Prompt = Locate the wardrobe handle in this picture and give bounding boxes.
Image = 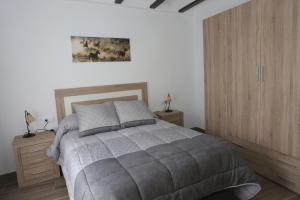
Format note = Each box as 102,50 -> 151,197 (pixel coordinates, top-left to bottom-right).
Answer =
257,65 -> 260,81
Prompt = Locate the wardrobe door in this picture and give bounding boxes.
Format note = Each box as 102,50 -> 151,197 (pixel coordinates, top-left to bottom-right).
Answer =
204,11 -> 231,136
227,0 -> 261,144
260,0 -> 300,157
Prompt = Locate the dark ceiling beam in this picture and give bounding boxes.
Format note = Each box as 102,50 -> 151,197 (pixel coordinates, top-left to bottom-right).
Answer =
178,0 -> 205,13
150,0 -> 166,9
115,0 -> 124,4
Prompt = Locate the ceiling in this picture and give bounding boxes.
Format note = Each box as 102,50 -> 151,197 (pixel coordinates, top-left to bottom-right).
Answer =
69,0 -> 208,14
68,0 -> 251,17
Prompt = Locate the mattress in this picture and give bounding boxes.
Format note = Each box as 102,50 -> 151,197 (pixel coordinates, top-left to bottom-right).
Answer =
51,120 -> 260,200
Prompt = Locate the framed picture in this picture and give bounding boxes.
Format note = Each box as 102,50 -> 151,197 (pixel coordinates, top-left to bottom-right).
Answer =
71,36 -> 131,62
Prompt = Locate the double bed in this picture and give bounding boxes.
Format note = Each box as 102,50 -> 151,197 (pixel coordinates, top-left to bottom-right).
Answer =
48,82 -> 261,200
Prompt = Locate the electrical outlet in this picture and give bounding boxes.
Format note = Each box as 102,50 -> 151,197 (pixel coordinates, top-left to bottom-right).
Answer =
43,116 -> 55,123
42,116 -> 56,129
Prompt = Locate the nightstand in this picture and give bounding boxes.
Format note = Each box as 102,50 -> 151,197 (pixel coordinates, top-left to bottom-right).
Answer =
154,110 -> 184,126
13,131 -> 60,188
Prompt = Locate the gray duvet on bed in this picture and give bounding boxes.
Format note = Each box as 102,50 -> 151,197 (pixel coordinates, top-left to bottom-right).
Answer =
48,119 -> 261,200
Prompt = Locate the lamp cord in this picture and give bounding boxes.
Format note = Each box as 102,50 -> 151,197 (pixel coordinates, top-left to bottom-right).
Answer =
43,120 -> 49,128
35,120 -> 55,133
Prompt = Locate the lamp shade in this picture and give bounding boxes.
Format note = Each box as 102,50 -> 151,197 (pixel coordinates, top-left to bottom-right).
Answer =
25,111 -> 35,124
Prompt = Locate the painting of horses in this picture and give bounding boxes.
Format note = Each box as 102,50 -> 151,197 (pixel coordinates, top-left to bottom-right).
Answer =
71,36 -> 131,62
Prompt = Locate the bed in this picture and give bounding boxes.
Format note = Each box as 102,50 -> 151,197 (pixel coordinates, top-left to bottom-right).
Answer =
48,82 -> 261,200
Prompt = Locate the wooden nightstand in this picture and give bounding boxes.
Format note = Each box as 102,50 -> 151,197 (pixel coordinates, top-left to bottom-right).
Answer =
154,110 -> 184,126
13,131 -> 60,188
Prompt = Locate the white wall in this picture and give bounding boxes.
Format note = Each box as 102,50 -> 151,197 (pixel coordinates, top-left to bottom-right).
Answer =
0,0 -> 196,175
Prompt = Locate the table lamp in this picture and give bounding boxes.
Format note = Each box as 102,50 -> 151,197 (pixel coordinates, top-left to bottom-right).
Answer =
24,110 -> 36,138
164,93 -> 172,112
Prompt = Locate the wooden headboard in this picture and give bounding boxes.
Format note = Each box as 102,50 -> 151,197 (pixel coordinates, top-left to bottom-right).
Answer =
55,82 -> 148,122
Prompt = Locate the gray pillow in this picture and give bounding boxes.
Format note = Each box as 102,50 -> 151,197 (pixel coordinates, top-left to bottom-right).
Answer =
113,100 -> 156,128
74,102 -> 121,137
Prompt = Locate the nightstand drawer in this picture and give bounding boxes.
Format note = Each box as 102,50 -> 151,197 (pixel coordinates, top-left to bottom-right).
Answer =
162,115 -> 183,122
172,121 -> 183,126
23,162 -> 54,181
20,142 -> 50,155
21,150 -> 49,169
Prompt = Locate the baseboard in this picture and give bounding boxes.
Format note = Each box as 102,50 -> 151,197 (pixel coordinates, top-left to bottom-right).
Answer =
191,127 -> 206,133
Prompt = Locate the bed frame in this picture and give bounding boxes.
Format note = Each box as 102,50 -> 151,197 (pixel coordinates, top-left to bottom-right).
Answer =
55,82 -> 148,122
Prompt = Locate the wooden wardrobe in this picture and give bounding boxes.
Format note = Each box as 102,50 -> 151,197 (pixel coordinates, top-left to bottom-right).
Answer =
204,0 -> 300,193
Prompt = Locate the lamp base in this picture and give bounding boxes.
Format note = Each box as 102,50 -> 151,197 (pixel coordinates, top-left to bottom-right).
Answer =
164,109 -> 173,113
23,133 -> 36,138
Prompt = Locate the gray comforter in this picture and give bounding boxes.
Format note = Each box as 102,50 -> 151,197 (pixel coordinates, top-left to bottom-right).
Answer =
48,116 -> 261,200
